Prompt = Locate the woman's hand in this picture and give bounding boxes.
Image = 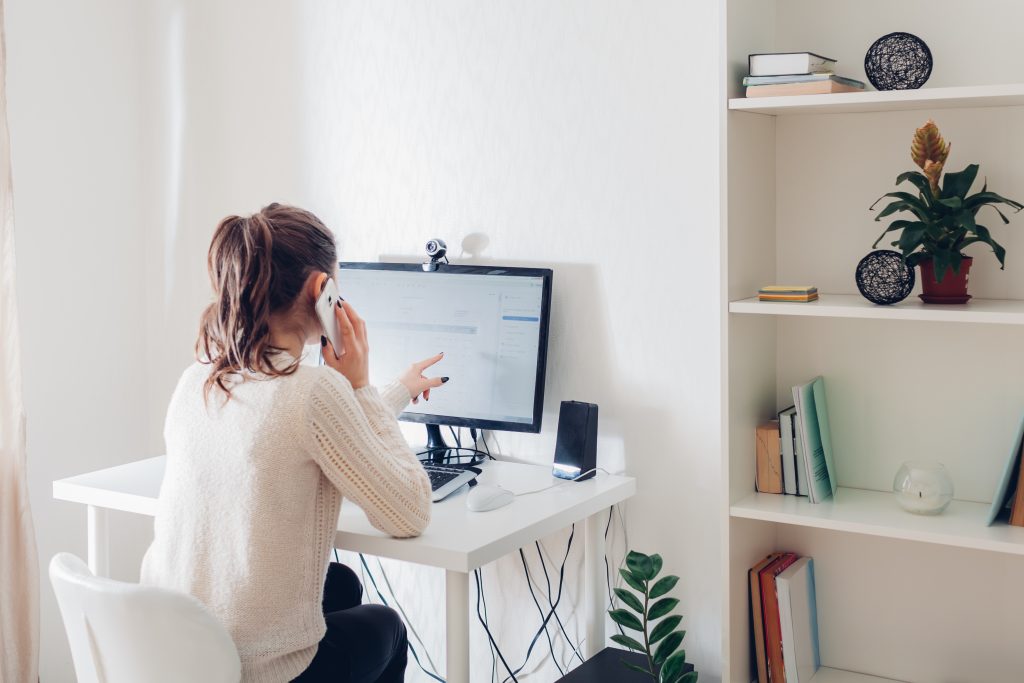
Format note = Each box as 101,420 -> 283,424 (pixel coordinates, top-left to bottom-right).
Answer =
322,301 -> 369,390
400,353 -> 449,404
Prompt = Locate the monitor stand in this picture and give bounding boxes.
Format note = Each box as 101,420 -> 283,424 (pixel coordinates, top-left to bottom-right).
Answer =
424,424 -> 452,464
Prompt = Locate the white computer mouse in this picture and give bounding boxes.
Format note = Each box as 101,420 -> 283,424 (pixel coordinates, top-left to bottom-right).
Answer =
466,483 -> 515,512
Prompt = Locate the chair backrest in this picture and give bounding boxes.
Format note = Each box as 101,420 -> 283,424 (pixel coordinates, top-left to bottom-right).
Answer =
49,553 -> 241,683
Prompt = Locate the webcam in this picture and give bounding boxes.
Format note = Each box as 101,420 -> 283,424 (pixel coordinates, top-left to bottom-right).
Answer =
422,238 -> 448,271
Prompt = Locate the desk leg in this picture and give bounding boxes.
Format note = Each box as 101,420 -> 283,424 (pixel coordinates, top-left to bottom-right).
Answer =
87,505 -> 110,577
584,510 -> 606,659
445,569 -> 470,683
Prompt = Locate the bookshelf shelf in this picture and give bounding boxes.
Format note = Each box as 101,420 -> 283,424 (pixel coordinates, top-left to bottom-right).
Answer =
728,294 -> 1024,324
728,83 -> 1024,116
731,487 -> 1024,557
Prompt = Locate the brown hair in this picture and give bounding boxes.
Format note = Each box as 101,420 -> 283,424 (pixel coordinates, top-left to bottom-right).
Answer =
196,202 -> 337,400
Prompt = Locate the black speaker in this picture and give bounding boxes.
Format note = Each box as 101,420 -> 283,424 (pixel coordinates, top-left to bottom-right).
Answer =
552,400 -> 598,481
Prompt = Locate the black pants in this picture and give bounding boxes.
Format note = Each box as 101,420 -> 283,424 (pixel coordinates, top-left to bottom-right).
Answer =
292,562 -> 409,682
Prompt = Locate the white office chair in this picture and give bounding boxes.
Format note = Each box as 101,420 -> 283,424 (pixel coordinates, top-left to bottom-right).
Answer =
49,553 -> 241,683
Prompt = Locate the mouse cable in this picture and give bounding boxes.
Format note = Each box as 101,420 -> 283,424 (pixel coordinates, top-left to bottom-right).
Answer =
373,556 -> 441,676
475,568 -> 519,682
518,548 -> 564,677
500,524 -> 574,682
358,553 -> 445,683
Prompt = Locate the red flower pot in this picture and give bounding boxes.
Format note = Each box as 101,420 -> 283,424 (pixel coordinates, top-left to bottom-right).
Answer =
918,256 -> 973,304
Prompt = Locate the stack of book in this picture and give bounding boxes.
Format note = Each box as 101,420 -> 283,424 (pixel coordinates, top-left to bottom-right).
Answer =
758,286 -> 818,303
744,52 -> 866,98
750,553 -> 820,683
754,376 -> 838,504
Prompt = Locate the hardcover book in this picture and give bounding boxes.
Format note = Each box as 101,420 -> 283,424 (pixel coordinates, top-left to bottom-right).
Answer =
777,557 -> 821,683
792,377 -> 837,504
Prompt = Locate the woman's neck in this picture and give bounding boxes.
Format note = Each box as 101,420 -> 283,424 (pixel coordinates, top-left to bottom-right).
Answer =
267,313 -> 309,360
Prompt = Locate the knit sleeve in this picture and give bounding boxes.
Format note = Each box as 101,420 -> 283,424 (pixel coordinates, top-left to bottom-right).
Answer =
373,379 -> 412,417
305,370 -> 431,538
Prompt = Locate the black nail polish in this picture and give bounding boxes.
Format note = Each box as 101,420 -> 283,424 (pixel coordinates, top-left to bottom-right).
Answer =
336,300 -> 342,308
442,377 -> 450,383
321,336 -> 326,347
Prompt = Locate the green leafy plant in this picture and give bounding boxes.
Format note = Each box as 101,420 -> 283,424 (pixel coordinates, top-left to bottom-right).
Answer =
608,550 -> 696,683
870,119 -> 1024,281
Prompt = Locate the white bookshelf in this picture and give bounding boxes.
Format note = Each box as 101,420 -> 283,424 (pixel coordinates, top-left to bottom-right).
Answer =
728,83 -> 1024,116
729,294 -> 1024,325
722,1 -> 1024,681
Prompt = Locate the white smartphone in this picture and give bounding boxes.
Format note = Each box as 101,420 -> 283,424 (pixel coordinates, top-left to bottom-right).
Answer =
315,277 -> 345,356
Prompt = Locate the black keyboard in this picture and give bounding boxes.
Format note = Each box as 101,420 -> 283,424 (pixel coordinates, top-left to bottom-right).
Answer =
423,464 -> 465,491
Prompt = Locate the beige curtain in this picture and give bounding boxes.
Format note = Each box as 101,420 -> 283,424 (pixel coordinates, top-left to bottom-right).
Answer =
0,0 -> 40,680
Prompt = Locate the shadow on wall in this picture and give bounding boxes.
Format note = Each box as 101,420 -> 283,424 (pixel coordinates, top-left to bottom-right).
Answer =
376,242 -> 687,476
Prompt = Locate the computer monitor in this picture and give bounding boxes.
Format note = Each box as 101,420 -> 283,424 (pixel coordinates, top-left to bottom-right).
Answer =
337,262 -> 553,454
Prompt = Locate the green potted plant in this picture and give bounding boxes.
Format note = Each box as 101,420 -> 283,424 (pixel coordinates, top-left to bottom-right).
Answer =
870,119 -> 1024,303
608,550 -> 697,683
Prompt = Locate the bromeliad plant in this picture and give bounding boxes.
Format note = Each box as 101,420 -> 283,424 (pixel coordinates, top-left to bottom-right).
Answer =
609,550 -> 696,683
870,119 -> 1024,282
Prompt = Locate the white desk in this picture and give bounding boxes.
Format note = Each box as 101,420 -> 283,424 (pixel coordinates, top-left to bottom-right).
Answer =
53,457 -> 635,683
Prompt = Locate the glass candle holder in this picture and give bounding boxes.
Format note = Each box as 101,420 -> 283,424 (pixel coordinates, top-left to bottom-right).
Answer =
892,461 -> 954,515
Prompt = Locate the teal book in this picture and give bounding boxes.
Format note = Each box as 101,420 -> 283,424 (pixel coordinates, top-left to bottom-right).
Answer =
986,413 -> 1024,525
792,377 -> 837,504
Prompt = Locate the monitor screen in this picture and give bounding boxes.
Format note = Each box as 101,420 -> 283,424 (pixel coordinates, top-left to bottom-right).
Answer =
337,262 -> 552,433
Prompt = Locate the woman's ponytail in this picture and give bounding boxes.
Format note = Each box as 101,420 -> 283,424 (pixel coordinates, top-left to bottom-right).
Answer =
196,203 -> 337,401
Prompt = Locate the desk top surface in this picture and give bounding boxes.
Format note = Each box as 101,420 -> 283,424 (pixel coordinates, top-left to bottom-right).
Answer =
53,457 -> 635,572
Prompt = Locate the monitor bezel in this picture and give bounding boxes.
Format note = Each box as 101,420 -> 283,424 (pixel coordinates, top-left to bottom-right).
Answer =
337,261 -> 553,434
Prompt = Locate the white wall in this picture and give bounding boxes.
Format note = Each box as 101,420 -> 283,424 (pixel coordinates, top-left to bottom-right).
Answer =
6,1 -> 155,681
10,1 -> 723,680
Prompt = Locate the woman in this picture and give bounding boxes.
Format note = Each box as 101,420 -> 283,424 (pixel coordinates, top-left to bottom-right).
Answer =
141,203 -> 443,682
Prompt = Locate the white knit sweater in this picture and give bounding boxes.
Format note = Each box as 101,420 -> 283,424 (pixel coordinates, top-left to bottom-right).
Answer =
140,355 -> 432,682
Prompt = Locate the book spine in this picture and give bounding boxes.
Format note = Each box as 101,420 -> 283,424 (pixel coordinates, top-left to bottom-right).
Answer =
777,574 -> 799,683
750,553 -> 781,683
761,554 -> 798,683
794,415 -> 808,497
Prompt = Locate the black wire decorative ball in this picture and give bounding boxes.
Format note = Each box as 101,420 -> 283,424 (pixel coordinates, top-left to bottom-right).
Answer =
856,250 -> 916,305
864,32 -> 932,90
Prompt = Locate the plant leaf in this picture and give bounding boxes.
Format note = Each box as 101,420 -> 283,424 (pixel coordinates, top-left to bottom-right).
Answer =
653,631 -> 684,666
650,554 -> 664,579
614,587 -> 645,614
965,191 -> 1024,212
896,170 -> 934,201
609,608 -> 644,632
651,617 -> 684,644
649,575 -> 679,599
960,225 -> 1007,268
648,597 -> 680,620
659,650 -> 690,682
611,633 -> 646,653
620,568 -> 646,592
677,671 -> 698,683
941,163 -> 979,199
626,551 -> 656,581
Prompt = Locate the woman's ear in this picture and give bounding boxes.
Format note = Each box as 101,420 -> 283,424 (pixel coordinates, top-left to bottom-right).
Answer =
309,271 -> 329,302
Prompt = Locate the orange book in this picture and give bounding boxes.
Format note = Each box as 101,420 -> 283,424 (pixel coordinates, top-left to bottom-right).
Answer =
750,553 -> 782,683
746,81 -> 863,97
760,553 -> 799,683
